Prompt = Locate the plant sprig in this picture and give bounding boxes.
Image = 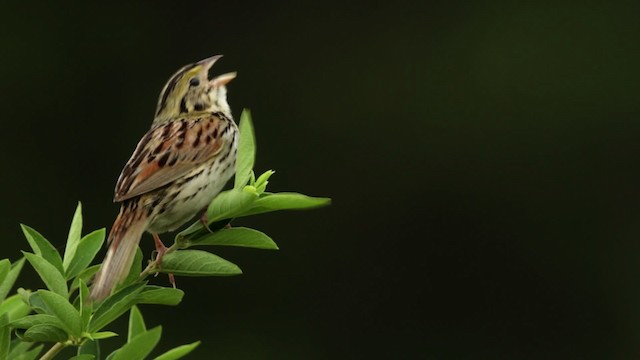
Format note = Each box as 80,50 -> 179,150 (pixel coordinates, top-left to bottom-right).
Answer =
0,109 -> 330,360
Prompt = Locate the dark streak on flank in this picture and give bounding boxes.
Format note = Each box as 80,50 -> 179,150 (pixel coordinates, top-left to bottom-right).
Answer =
153,143 -> 163,155
158,152 -> 171,167
183,168 -> 205,182
161,123 -> 172,139
219,143 -> 232,162
176,120 -> 188,148
193,128 -> 203,147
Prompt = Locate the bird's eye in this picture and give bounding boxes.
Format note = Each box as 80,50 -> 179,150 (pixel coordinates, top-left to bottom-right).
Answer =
189,78 -> 200,87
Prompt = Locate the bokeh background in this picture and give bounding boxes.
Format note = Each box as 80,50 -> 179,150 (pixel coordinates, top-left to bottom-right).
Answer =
1,1 -> 640,358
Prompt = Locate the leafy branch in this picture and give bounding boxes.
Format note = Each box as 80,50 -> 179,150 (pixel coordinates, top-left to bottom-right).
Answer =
0,109 -> 330,360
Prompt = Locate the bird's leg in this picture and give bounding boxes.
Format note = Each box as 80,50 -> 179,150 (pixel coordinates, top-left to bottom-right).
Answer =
200,210 -> 213,233
152,233 -> 176,288
152,232 -> 168,261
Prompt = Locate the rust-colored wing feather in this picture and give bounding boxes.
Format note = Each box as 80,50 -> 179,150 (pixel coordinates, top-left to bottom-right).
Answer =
114,114 -> 228,202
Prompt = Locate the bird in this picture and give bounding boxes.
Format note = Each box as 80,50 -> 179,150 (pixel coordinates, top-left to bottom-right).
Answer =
90,55 -> 238,301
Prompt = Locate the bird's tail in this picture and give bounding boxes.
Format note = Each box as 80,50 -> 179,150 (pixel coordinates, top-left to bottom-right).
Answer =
90,200 -> 148,301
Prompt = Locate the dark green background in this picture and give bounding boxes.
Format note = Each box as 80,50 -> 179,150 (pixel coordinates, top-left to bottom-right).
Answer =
1,1 -> 639,358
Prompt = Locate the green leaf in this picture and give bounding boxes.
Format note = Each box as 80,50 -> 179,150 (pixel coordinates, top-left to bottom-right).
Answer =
89,283 -> 146,332
178,189 -> 257,241
235,109 -> 256,189
0,258 -> 25,301
23,252 -> 68,298
119,247 -> 143,290
10,314 -> 64,330
135,286 -> 184,306
22,324 -> 68,342
90,331 -> 118,340
63,202 -> 83,272
27,292 -> 49,315
241,192 -> 331,217
20,225 -> 64,274
0,260 -> 9,286
78,339 -> 99,358
128,306 -> 145,343
0,294 -> 31,322
253,170 -> 275,194
11,344 -> 43,360
184,227 -> 278,250
70,265 -> 101,294
37,290 -> 82,337
110,326 -> 161,360
153,341 -> 201,360
66,229 -> 106,280
0,315 -> 9,360
69,355 -> 95,360
0,297 -> 31,322
79,280 -> 91,331
207,188 -> 258,221
160,250 -> 242,277
176,219 -> 231,246
8,341 -> 33,358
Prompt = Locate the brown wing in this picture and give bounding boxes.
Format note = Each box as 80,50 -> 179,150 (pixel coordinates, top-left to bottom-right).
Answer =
114,114 -> 229,202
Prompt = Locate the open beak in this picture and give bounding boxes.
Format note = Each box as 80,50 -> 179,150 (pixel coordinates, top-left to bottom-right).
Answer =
198,54 -> 223,73
210,72 -> 237,87
196,55 -> 236,86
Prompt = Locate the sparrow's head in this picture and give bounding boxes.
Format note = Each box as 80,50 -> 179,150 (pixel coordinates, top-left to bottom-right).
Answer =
153,55 -> 236,125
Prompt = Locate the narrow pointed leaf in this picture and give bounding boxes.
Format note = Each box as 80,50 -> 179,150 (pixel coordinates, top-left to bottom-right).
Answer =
0,315 -> 9,359
37,290 -> 82,337
128,306 -> 145,343
241,193 -> 331,217
78,339 -> 99,358
184,227 -> 278,250
8,341 -> 33,358
79,280 -> 91,330
11,344 -> 43,360
207,188 -> 258,221
160,250 -> 242,276
23,252 -> 67,298
0,294 -> 31,321
69,355 -> 95,360
176,219 -> 231,245
0,258 -> 25,301
110,326 -> 162,360
20,225 -> 64,274
90,331 -> 117,340
254,170 -> 275,194
27,292 -> 50,315
66,229 -> 106,280
235,109 -> 256,189
0,260 -> 10,285
153,341 -> 201,360
63,202 -> 83,271
89,283 -> 146,332
22,324 -> 68,342
10,314 -> 64,329
70,265 -> 101,294
135,286 -> 183,306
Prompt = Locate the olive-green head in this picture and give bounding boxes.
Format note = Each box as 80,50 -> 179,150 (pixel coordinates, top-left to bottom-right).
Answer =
153,55 -> 236,125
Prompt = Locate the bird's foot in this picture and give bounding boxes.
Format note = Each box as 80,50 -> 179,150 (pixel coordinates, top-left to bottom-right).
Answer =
200,212 -> 214,233
152,232 -> 175,287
